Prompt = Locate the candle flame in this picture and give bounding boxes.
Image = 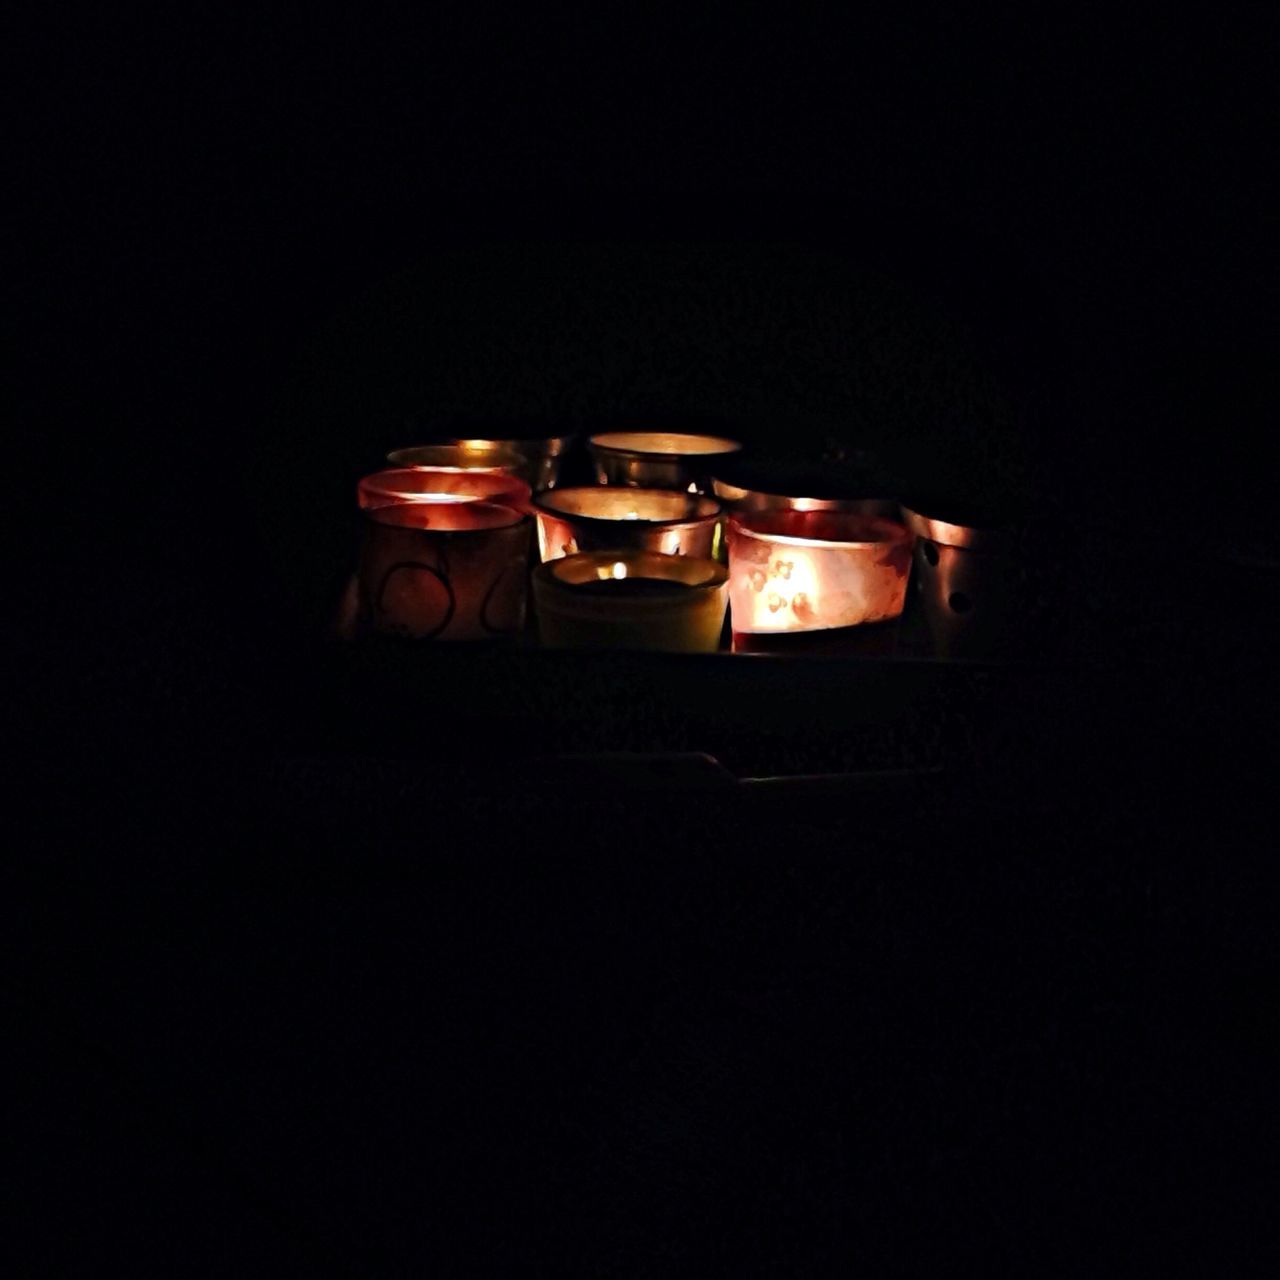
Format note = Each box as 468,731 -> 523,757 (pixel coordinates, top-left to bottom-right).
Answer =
611,561 -> 628,579
687,482 -> 698,494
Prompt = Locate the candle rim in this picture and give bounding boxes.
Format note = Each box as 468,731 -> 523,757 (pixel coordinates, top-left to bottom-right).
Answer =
359,466 -> 531,508
363,500 -> 530,534
534,485 -> 721,526
587,431 -> 743,458
728,512 -> 912,550
539,549 -> 727,593
386,443 -> 527,472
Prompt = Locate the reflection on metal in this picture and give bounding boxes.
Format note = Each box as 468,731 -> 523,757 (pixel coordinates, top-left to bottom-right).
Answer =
900,504 -> 1016,658
533,486 -> 722,562
587,431 -> 742,493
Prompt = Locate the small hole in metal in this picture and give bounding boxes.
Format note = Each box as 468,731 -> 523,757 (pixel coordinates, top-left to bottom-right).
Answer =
948,591 -> 972,613
922,540 -> 939,566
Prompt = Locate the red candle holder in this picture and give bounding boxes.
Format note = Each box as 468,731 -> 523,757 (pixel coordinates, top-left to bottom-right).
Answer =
358,501 -> 531,641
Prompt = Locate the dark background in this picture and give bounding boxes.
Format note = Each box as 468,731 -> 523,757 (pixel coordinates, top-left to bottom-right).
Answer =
16,12 -> 1276,1273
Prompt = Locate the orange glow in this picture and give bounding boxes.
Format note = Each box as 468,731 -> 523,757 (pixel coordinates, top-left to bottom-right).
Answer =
727,514 -> 912,633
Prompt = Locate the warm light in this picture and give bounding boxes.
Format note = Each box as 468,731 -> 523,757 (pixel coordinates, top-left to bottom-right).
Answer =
726,513 -> 913,634
687,482 -> 698,494
624,509 -> 640,520
611,561 -> 628,579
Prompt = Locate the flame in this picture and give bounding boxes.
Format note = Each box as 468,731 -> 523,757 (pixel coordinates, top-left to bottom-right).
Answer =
624,509 -> 640,520
611,561 -> 628,579
687,482 -> 698,494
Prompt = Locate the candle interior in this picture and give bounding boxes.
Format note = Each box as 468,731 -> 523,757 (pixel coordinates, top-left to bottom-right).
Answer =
536,486 -> 719,523
358,467 -> 530,510
365,500 -> 526,532
589,431 -> 742,457
386,443 -> 525,474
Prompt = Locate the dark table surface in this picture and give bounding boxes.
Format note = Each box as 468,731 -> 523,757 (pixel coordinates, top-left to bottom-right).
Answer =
18,587 -> 1276,1272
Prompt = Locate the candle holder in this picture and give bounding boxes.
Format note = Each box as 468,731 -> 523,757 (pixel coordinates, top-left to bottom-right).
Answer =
357,466 -> 531,512
900,501 -> 1017,658
587,431 -> 742,493
711,461 -> 899,518
726,509 -> 913,642
533,550 -> 728,652
386,442 -> 527,476
358,501 -> 531,641
390,433 -> 572,491
533,486 -> 722,562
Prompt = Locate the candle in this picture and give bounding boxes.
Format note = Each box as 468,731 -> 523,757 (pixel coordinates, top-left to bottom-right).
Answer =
533,486 -> 722,562
587,431 -> 742,493
390,431 -> 573,491
533,550 -> 728,652
569,576 -> 696,598
358,466 -> 531,512
900,500 -> 1017,658
726,509 -> 913,638
385,442 -> 527,476
711,462 -> 900,518
358,501 -> 531,641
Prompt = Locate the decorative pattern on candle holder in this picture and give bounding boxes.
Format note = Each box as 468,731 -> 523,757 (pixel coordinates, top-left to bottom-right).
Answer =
727,510 -> 913,634
358,501 -> 530,641
900,502 -> 1018,658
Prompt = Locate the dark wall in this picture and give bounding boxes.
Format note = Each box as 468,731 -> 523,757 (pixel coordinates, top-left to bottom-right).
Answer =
19,11 -> 1272,734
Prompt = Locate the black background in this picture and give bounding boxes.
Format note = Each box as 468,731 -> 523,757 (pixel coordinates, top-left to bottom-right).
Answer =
16,11 -> 1276,1274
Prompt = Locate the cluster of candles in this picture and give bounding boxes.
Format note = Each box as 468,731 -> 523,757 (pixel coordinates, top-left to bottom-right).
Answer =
350,431 -> 1006,655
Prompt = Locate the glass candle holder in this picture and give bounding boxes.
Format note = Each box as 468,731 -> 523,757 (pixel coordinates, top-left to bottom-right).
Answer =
711,465 -> 900,518
358,501 -> 531,641
533,550 -> 728,652
386,442 -> 527,476
533,486 -> 722,562
357,466 -> 531,512
900,501 -> 1017,658
391,434 -> 572,491
727,509 -> 913,637
587,431 -> 742,493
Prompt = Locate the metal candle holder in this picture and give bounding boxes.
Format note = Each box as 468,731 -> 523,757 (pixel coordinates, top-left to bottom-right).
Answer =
533,486 -> 722,562
899,502 -> 1018,658
587,431 -> 743,493
390,433 -> 573,492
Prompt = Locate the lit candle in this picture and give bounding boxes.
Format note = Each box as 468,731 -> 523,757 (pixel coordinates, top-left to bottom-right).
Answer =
726,509 -> 913,639
385,442 -> 526,475
533,486 -> 722,562
587,431 -> 742,493
358,501 -> 531,641
358,466 -> 531,512
389,431 -> 573,491
533,550 -> 728,652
